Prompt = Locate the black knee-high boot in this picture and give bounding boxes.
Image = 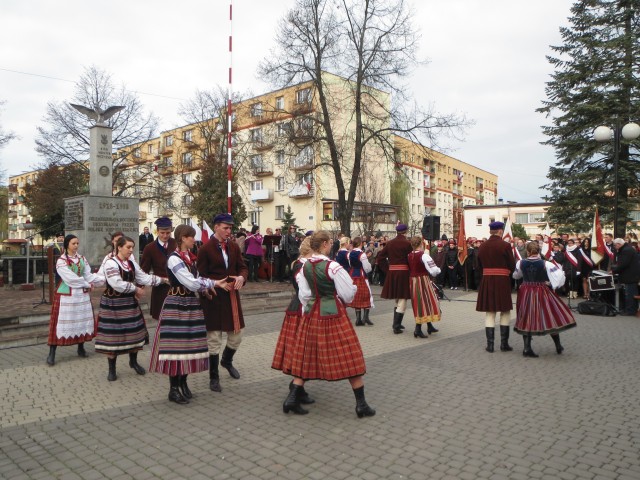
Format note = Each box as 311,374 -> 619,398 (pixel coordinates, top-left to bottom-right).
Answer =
129,352 -> 146,375
485,327 -> 495,353
46,345 -> 57,366
353,386 -> 376,418
355,309 -> 364,326
499,325 -> 513,352
209,354 -> 221,392
283,384 -> 309,415
363,309 -> 373,325
220,346 -> 240,379
180,375 -> 192,399
169,376 -> 188,404
77,343 -> 87,357
523,335 -> 539,358
392,311 -> 405,334
107,357 -> 117,381
551,334 -> 564,354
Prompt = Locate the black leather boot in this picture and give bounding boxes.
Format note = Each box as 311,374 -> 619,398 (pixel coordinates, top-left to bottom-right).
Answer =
129,352 -> 146,375
221,346 -> 240,379
46,345 -> 56,366
499,326 -> 513,352
551,334 -> 564,354
180,375 -> 192,399
77,343 -> 87,358
413,323 -> 428,338
289,380 -> 315,404
485,327 -> 495,353
392,311 -> 405,334
209,354 -> 222,392
353,386 -> 376,418
283,384 -> 309,415
107,357 -> 117,381
363,309 -> 374,325
523,335 -> 539,358
355,309 -> 364,326
168,376 -> 188,404
426,322 -> 438,334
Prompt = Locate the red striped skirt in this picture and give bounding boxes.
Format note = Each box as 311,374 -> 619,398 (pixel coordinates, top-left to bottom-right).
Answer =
47,292 -> 97,346
410,275 -> 441,324
514,283 -> 577,336
271,309 -> 302,374
288,302 -> 366,381
348,276 -> 372,309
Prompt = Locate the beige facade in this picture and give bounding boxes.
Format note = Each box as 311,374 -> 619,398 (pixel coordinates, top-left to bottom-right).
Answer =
7,171 -> 40,243
464,203 -> 551,239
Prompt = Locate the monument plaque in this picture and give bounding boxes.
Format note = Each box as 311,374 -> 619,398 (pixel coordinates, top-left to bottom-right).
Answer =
64,199 -> 84,230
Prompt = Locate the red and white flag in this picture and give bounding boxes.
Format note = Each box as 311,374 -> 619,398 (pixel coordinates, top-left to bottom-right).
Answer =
540,222 -> 553,259
192,221 -> 203,242
590,207 -> 606,266
201,219 -> 213,244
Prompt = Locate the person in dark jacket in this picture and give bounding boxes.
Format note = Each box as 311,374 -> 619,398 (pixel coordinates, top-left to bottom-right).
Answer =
611,238 -> 640,316
444,240 -> 460,290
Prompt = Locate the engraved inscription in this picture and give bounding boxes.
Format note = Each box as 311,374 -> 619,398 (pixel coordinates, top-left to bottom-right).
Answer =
65,200 -> 84,230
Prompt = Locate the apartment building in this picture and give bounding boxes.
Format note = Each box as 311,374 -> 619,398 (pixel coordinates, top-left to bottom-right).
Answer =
7,171 -> 39,243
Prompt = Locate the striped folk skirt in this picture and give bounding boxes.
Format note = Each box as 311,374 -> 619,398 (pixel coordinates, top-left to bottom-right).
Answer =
288,302 -> 366,381
48,290 -> 96,346
95,293 -> 147,355
149,294 -> 209,376
410,275 -> 441,324
348,276 -> 372,309
271,308 -> 302,374
514,282 -> 577,336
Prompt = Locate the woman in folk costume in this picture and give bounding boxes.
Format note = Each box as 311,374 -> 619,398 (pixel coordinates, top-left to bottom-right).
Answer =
512,241 -> 576,357
563,238 -> 582,299
579,238 -> 595,299
149,225 -> 215,405
271,238 -> 315,405
348,237 -> 374,327
96,236 -> 168,382
335,236 -> 351,270
284,231 -> 375,418
46,235 -> 105,366
408,236 -> 442,339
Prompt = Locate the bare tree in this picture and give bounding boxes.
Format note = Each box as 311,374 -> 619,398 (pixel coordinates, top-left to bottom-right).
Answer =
259,0 -> 468,236
0,100 -> 16,153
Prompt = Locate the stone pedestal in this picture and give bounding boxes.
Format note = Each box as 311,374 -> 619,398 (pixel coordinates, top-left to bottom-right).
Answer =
89,125 -> 114,197
64,195 -> 140,270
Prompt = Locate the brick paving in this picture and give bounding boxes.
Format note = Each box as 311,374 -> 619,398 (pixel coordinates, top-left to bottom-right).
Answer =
1,289 -> 640,479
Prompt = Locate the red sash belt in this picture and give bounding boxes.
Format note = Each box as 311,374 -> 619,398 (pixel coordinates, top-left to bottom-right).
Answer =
483,268 -> 510,276
389,265 -> 409,271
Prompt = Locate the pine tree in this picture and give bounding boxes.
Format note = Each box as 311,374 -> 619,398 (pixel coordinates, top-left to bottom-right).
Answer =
281,205 -> 297,232
538,0 -> 640,235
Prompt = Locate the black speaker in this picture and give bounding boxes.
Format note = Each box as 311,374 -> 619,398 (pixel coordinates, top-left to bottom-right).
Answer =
421,215 -> 440,241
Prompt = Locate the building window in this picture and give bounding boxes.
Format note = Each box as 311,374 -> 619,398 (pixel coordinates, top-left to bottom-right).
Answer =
276,176 -> 285,191
276,96 -> 284,110
277,122 -> 290,137
133,148 -> 141,158
250,103 -> 263,117
183,130 -> 193,142
296,88 -> 311,104
250,154 -> 263,169
182,194 -> 193,206
165,135 -> 173,147
515,213 -> 528,224
147,144 -> 154,154
476,217 -> 482,226
297,173 -> 313,187
182,173 -> 193,187
292,145 -> 313,168
276,205 -> 285,220
250,128 -> 263,143
250,180 -> 263,191
182,152 -> 193,166
163,156 -> 173,166
276,150 -> 285,165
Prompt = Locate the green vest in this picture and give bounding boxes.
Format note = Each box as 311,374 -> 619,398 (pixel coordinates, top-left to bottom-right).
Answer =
303,259 -> 339,316
56,257 -> 85,295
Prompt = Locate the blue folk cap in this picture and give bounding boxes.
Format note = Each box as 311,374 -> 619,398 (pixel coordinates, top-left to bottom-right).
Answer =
488,221 -> 505,230
212,213 -> 235,225
395,223 -> 408,232
154,216 -> 173,229
305,230 -> 314,236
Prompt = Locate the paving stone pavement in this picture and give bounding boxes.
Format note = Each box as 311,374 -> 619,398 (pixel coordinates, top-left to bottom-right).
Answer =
1,290 -> 640,480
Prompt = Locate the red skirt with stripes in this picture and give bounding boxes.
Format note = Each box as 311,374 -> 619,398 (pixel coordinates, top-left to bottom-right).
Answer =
514,282 -> 577,336
410,275 -> 441,324
271,309 -> 302,374
47,293 -> 97,346
348,276 -> 372,309
288,302 -> 366,381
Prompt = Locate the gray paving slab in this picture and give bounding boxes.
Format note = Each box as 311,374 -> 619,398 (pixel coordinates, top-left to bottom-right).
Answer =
1,290 -> 640,479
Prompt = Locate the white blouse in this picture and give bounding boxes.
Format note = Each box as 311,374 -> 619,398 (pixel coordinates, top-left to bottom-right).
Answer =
419,251 -> 441,277
104,256 -> 162,294
167,254 -> 214,292
56,254 -> 105,290
296,254 -> 357,308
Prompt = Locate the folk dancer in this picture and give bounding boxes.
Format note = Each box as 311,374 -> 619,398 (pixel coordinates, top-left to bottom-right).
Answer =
335,236 -> 351,270
197,214 -> 248,392
408,236 -> 441,339
377,223 -> 413,334
348,237 -> 374,326
96,236 -> 168,381
46,234 -> 105,366
476,221 -> 516,353
512,242 -> 576,357
149,225 -> 216,405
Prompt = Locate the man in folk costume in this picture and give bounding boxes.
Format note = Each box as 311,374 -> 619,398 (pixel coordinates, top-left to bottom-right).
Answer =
377,223 -> 413,334
476,221 -> 516,353
141,217 -> 177,322
197,214 -> 248,392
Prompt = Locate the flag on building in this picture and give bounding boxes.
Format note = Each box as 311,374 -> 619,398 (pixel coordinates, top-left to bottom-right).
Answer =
590,207 -> 606,266
202,219 -> 213,244
457,211 -> 468,265
192,222 -> 203,242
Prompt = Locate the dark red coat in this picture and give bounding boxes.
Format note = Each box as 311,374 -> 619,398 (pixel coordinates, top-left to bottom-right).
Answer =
377,233 -> 412,299
476,235 -> 516,312
140,238 -> 177,319
197,237 -> 249,332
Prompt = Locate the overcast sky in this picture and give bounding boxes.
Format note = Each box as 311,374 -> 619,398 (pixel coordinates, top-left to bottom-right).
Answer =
0,0 -> 574,202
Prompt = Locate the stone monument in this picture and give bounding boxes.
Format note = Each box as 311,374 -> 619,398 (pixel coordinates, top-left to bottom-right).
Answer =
64,104 -> 140,269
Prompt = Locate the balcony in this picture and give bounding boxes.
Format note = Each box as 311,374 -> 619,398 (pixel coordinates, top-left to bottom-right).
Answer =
252,163 -> 273,176
290,158 -> 314,171
289,184 -> 315,198
476,183 -> 484,191
158,165 -> 175,175
452,189 -> 463,198
423,182 -> 436,192
20,222 -> 36,230
424,197 -> 437,207
8,210 -> 17,218
253,140 -> 274,152
8,184 -> 17,193
250,189 -> 274,202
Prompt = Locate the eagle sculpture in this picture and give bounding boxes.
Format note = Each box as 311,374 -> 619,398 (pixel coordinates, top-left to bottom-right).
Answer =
70,104 -> 125,126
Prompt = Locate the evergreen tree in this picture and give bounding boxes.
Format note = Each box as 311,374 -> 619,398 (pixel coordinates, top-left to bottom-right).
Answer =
538,0 -> 640,235
281,205 -> 297,232
512,223 -> 529,240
